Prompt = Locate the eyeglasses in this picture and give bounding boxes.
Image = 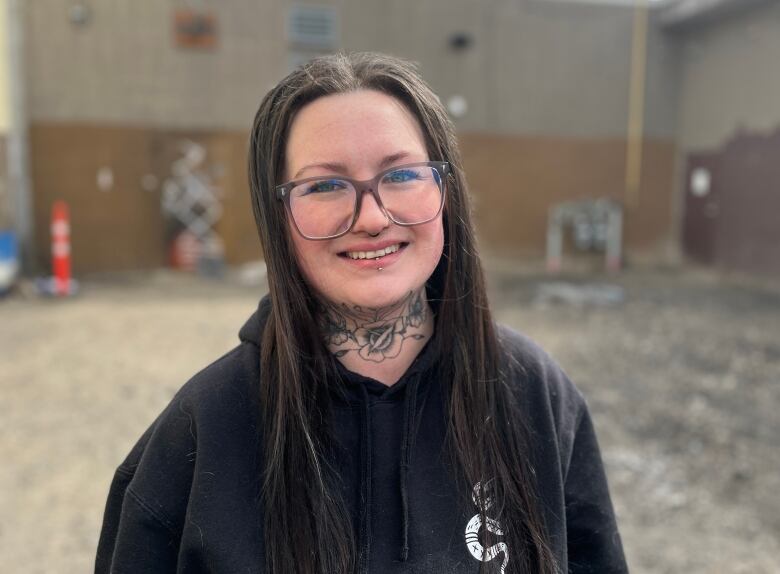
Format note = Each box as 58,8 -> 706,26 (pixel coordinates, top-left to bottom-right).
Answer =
276,161 -> 449,240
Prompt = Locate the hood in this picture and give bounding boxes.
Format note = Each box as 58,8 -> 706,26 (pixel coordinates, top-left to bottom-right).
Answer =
238,295 -> 272,347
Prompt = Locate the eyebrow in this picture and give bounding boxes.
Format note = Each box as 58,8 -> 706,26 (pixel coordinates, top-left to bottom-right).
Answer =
292,151 -> 418,180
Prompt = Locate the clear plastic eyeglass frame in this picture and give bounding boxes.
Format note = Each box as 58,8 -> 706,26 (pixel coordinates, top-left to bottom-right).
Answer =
275,161 -> 449,240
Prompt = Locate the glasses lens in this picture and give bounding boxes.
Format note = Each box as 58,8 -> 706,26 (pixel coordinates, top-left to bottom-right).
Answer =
289,178 -> 356,239
379,165 -> 443,225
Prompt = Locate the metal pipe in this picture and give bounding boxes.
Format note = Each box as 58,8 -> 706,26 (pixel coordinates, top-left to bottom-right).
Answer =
5,0 -> 35,273
626,1 -> 648,209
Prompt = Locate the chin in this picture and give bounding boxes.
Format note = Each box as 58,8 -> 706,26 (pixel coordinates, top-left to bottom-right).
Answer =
344,284 -> 416,311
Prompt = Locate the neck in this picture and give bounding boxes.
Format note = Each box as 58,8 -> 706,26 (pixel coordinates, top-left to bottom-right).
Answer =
317,288 -> 434,386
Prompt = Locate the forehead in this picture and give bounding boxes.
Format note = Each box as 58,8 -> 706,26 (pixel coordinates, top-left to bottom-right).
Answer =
285,90 -> 428,179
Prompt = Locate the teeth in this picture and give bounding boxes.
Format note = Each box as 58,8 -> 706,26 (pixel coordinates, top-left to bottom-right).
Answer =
346,243 -> 400,260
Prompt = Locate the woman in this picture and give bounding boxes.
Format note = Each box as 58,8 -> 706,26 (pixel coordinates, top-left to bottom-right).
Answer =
96,53 -> 627,574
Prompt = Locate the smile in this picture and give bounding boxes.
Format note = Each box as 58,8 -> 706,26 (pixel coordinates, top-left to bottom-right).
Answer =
344,243 -> 402,260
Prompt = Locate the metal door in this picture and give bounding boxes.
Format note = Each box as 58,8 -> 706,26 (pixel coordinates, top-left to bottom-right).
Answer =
682,153 -> 721,265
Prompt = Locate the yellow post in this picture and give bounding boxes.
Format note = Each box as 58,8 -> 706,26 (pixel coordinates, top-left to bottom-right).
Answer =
626,1 -> 648,209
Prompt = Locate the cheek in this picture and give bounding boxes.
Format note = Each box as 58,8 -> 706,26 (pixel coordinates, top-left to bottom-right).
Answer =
289,227 -> 313,273
288,221 -> 330,289
421,218 -> 445,257
411,218 -> 445,280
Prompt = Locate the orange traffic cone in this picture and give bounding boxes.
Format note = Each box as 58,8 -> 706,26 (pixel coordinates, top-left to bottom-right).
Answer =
51,200 -> 73,296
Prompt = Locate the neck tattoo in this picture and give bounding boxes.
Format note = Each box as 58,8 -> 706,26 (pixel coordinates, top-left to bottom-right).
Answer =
317,290 -> 429,364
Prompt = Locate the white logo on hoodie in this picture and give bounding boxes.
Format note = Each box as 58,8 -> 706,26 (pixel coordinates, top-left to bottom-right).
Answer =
464,480 -> 509,573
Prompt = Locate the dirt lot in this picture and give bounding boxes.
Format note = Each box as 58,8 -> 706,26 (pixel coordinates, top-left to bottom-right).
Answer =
1,264 -> 778,573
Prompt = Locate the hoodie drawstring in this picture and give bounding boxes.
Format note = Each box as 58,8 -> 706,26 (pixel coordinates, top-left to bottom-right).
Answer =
399,375 -> 422,562
355,370 -> 428,569
358,384 -> 372,574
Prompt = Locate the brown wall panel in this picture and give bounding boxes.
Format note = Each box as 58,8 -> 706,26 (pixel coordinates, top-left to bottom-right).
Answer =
459,133 -> 676,259
31,123 -> 164,273
29,123 -> 676,273
30,123 -> 260,273
204,133 -> 264,265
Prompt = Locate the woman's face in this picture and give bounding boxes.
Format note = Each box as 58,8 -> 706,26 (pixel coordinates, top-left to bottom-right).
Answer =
284,89 -> 444,310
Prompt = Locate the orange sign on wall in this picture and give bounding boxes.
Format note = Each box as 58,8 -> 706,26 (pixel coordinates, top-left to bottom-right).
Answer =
174,10 -> 218,50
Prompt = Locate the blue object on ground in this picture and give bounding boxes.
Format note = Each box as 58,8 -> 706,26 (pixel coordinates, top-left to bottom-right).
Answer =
0,230 -> 20,294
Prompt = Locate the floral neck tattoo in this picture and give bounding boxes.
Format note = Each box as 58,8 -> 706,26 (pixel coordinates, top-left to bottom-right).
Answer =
317,290 -> 429,363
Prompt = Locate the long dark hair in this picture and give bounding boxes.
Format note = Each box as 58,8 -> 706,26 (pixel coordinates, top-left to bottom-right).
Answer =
248,52 -> 556,574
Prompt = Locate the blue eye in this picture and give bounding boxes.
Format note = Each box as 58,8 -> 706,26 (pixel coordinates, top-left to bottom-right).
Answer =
383,169 -> 422,184
303,179 -> 347,195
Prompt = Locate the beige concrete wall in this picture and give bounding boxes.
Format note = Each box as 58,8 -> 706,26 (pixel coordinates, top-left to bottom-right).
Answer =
343,0 -> 678,138
26,0 -> 678,139
25,0 -> 287,130
677,0 -> 780,151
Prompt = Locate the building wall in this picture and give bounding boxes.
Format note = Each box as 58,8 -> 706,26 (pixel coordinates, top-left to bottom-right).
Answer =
342,0 -> 679,260
29,123 -> 261,273
343,0 -> 678,139
677,0 -> 780,151
673,1 -> 780,274
27,0 -> 679,137
461,133 -> 676,257
25,0 -> 286,130
25,0 -> 679,271
682,128 -> 780,276
25,0 -> 277,270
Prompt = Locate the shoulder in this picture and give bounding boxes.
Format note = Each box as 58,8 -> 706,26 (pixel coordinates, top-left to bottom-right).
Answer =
111,340 -> 262,523
495,324 -> 588,465
119,340 -> 262,473
175,340 -> 263,419
496,324 -> 586,414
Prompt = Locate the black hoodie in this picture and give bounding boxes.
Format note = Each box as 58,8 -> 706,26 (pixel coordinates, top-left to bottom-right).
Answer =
95,297 -> 627,573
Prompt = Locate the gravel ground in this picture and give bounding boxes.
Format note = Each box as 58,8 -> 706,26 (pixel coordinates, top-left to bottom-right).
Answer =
1,264 -> 778,573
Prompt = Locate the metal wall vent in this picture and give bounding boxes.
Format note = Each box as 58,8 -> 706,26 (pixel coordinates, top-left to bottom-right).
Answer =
287,5 -> 339,49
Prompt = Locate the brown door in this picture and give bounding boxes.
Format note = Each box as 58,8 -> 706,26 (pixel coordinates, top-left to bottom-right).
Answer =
684,130 -> 780,275
683,153 -> 721,265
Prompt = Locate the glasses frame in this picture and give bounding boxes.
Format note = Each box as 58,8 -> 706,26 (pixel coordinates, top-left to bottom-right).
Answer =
275,161 -> 449,240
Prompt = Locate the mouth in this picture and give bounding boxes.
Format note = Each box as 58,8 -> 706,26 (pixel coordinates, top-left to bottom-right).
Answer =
340,242 -> 407,261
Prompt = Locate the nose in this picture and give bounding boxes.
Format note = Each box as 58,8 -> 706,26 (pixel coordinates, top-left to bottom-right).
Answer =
352,189 -> 390,236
